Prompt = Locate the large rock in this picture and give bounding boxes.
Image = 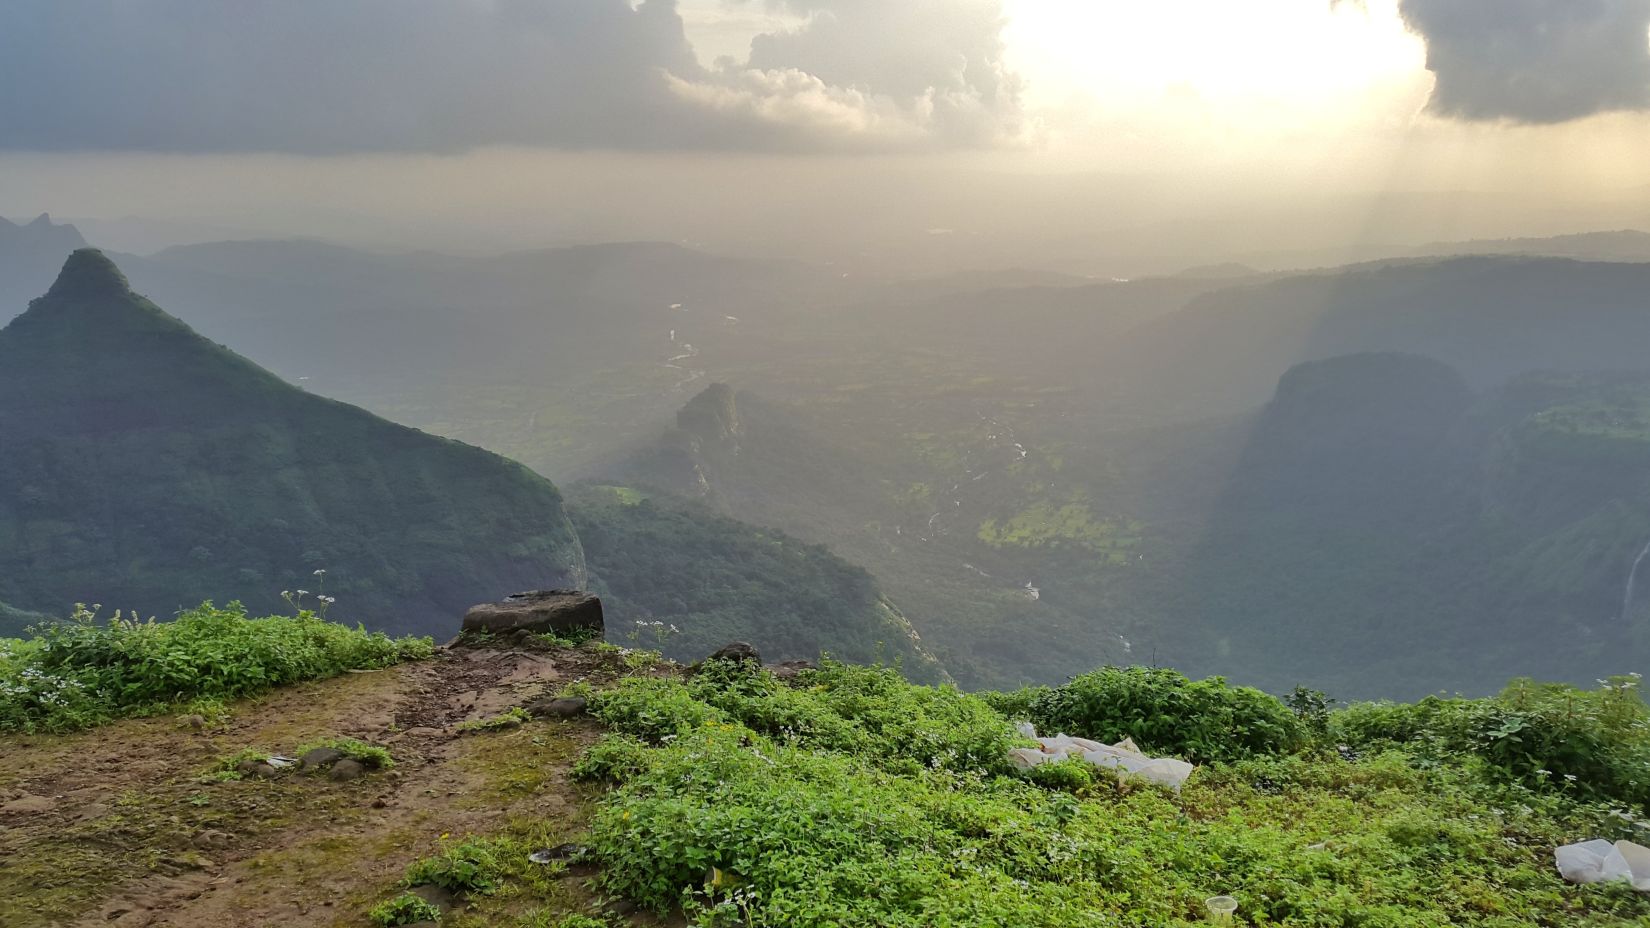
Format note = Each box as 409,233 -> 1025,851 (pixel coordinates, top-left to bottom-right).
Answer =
462,590 -> 604,637
706,641 -> 761,664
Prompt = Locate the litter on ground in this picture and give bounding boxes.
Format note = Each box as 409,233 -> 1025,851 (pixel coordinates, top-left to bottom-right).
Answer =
1009,722 -> 1195,791
1555,839 -> 1650,890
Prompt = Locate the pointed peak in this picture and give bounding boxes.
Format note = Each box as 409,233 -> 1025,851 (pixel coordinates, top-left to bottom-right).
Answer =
678,383 -> 741,441
45,248 -> 132,302
27,212 -> 52,228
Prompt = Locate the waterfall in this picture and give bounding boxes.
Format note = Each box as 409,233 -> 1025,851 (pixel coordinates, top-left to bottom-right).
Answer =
1623,538 -> 1650,621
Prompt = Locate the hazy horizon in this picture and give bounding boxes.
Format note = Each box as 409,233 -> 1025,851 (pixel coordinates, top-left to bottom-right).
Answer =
1,0 -> 1646,276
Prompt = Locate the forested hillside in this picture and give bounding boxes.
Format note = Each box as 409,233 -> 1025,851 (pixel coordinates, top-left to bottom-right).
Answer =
566,484 -> 943,679
0,250 -> 585,636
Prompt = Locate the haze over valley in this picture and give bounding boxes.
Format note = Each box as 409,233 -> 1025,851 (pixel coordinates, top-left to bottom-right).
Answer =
17,4 -> 1650,926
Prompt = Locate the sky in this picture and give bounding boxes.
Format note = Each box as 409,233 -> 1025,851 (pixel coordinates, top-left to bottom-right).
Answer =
1,0 -> 1648,274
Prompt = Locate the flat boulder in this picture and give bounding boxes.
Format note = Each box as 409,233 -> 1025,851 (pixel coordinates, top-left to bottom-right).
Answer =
462,590 -> 604,638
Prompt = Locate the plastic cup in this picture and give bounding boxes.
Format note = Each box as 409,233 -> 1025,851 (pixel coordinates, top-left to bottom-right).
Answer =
1205,895 -> 1238,923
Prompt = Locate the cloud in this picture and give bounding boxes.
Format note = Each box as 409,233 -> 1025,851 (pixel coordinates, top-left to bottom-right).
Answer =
736,0 -> 1023,146
0,0 -> 1022,154
1397,0 -> 1650,123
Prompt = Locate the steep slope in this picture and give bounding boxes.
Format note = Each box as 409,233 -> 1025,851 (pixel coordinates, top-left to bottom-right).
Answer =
0,250 -> 584,635
565,484 -> 944,680
1174,354 -> 1650,697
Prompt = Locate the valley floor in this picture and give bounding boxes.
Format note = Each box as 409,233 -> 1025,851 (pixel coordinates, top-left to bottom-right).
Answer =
0,643 -> 665,928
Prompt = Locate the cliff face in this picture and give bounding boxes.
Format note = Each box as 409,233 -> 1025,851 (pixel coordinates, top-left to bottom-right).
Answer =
1177,354 -> 1650,697
0,250 -> 584,636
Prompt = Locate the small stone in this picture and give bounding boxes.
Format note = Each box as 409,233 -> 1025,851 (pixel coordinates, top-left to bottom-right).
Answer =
248,763 -> 279,780
192,829 -> 234,849
329,758 -> 366,782
528,842 -> 587,864
370,797 -> 388,809
299,747 -> 345,770
525,696 -> 587,719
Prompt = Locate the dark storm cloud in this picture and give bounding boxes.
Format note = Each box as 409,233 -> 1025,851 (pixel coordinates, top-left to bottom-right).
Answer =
1397,0 -> 1650,123
0,0 -> 1022,154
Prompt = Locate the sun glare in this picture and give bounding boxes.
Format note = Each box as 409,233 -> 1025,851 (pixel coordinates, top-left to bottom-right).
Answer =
1004,0 -> 1425,109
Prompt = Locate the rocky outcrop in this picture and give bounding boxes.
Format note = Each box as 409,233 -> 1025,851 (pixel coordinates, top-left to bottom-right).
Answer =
677,383 -> 741,443
462,590 -> 604,637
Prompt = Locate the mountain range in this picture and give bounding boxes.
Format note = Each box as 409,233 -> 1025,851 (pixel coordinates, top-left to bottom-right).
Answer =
0,248 -> 933,673
6,216 -> 1650,696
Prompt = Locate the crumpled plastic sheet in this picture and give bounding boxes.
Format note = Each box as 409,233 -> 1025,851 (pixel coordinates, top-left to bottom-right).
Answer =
1009,722 -> 1196,791
1555,839 -> 1650,890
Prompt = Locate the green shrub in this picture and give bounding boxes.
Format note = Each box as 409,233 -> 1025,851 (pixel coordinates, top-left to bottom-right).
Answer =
0,602 -> 433,733
1332,676 -> 1650,807
590,659 -> 1014,774
589,676 -> 732,741
571,734 -> 657,783
577,659 -> 1650,926
403,838 -> 504,896
368,892 -> 441,926
1002,666 -> 1305,763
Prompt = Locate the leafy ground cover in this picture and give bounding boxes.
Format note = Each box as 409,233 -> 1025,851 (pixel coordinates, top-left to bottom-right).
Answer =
0,602 -> 433,732
9,604 -> 1650,926
574,659 -> 1650,927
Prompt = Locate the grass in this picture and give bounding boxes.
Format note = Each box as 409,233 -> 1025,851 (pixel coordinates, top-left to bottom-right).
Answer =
296,735 -> 396,770
457,707 -> 532,734
369,892 -> 444,926
0,602 -> 433,733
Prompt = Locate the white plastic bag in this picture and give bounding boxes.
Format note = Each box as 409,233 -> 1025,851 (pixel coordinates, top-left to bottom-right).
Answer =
1010,724 -> 1195,791
1008,748 -> 1053,770
1082,743 -> 1196,791
1555,839 -> 1650,890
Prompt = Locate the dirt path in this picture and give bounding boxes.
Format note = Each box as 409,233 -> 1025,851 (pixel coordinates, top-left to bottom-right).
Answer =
0,642 -> 646,928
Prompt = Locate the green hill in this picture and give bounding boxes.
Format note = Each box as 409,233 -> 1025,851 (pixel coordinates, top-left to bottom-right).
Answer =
606,384 -> 1134,690
565,484 -> 944,680
1174,353 -> 1650,696
0,249 -> 584,636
